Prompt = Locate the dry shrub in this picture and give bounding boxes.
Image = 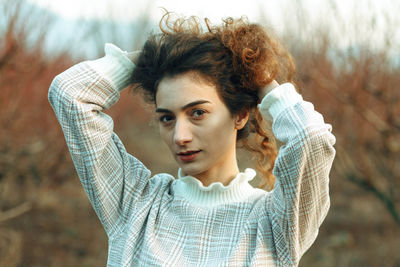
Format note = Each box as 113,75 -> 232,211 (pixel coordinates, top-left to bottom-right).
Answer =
280,2 -> 400,265
0,0 -> 154,265
0,0 -> 77,263
0,228 -> 22,267
289,18 -> 400,226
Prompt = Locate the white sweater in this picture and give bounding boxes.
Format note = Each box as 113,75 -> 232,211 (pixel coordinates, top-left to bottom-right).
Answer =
48,43 -> 336,266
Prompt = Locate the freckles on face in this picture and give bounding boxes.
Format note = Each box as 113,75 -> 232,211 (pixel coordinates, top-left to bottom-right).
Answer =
155,72 -> 238,177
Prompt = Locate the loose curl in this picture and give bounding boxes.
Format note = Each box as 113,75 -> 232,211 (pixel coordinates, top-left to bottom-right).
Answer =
131,11 -> 296,190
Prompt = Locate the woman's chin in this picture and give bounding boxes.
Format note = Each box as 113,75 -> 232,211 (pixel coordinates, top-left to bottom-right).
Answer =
179,164 -> 206,178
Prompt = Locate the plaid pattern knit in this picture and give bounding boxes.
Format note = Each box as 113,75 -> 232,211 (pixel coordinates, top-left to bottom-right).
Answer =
48,43 -> 336,267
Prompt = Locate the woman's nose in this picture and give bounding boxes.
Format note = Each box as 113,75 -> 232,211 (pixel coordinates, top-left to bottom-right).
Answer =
173,119 -> 193,146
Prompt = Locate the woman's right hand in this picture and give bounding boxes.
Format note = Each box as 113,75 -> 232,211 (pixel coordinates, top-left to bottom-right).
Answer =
258,80 -> 279,100
127,50 -> 141,65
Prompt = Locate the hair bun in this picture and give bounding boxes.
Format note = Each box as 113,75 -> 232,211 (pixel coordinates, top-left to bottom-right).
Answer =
212,17 -> 295,93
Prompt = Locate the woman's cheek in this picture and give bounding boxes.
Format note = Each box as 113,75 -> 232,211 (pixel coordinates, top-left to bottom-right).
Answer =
159,127 -> 173,150
205,116 -> 236,150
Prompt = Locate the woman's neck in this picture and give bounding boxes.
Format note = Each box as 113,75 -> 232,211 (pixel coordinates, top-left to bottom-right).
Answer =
189,147 -> 240,187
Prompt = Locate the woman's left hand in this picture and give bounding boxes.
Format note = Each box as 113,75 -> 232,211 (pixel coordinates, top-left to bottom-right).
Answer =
259,80 -> 279,100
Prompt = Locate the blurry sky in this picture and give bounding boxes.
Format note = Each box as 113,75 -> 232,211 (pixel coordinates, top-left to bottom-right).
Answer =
28,0 -> 282,22
27,0 -> 395,25
24,0 -> 399,60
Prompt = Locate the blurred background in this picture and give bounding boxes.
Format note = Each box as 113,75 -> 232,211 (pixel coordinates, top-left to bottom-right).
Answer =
0,0 -> 399,266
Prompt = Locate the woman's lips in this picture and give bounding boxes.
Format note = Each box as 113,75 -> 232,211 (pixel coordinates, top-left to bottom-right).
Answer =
177,150 -> 201,162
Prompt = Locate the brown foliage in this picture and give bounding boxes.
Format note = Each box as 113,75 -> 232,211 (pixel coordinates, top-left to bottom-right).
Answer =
0,0 -> 79,265
292,32 -> 400,225
0,1 -> 73,195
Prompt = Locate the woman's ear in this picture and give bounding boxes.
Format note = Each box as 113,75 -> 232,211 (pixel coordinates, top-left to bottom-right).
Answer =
234,109 -> 250,130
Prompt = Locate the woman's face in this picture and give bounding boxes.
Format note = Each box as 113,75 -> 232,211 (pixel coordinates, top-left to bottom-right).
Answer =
155,72 -> 247,182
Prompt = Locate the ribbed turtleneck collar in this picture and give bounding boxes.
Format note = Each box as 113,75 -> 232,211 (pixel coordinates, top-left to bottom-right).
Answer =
171,168 -> 258,207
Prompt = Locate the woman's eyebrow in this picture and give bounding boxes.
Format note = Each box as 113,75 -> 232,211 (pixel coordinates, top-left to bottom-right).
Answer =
155,100 -> 211,113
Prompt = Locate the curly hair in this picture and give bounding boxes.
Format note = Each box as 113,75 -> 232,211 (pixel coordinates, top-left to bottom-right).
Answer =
131,11 -> 296,190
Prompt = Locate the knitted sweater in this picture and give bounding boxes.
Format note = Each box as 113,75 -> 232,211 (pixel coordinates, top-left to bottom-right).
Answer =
48,43 -> 336,267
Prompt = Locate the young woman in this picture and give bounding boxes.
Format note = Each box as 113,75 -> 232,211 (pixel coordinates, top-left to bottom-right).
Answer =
49,13 -> 336,267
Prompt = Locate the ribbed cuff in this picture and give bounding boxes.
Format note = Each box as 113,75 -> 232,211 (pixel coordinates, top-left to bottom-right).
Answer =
257,83 -> 303,121
85,43 -> 135,92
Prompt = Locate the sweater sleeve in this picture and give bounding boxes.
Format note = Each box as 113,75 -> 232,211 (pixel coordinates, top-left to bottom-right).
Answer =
48,43 -> 153,239
258,83 -> 336,265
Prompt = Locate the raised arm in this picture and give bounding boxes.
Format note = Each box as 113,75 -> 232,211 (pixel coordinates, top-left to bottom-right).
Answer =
258,83 -> 336,265
48,44 -> 153,238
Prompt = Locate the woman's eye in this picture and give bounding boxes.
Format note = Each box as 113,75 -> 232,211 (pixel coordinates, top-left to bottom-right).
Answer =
159,115 -> 174,123
192,109 -> 206,119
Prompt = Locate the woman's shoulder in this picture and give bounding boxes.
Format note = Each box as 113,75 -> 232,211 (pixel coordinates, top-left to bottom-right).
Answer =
148,172 -> 177,192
